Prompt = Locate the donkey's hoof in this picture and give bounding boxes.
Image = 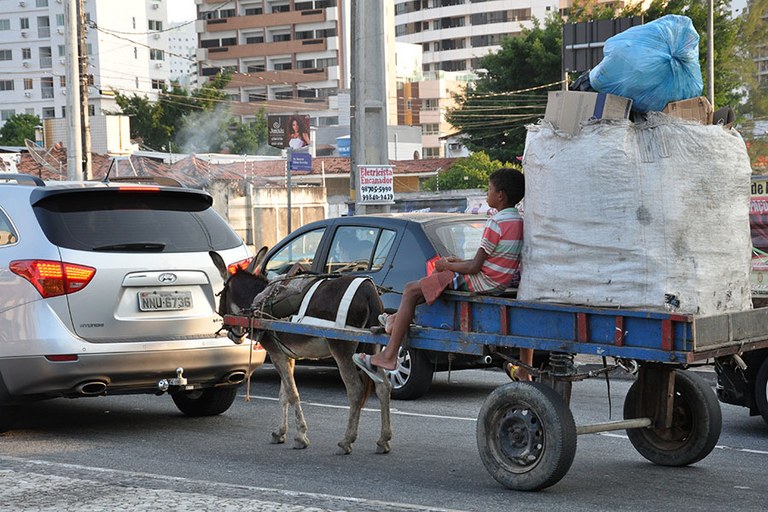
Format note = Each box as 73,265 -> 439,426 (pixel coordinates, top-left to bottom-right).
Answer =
271,432 -> 286,444
376,440 -> 391,454
293,436 -> 310,449
337,441 -> 353,455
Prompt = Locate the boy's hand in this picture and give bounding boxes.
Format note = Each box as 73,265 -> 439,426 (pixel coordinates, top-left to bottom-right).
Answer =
435,256 -> 459,272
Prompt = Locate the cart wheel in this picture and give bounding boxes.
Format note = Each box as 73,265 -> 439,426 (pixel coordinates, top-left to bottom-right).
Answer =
476,382 -> 577,491
624,369 -> 721,466
754,356 -> 768,426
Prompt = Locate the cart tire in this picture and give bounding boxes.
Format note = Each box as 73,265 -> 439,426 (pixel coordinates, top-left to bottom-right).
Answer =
476,382 -> 577,491
389,347 -> 433,401
624,369 -> 721,466
754,357 -> 768,426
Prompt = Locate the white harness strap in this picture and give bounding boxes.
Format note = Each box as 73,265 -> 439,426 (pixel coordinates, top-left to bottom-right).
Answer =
291,277 -> 370,328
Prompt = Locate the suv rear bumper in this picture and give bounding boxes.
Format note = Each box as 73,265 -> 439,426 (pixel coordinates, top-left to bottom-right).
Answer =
0,344 -> 266,403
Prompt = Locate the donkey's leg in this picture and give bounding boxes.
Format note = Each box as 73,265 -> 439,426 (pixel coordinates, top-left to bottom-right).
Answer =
372,378 -> 393,454
330,342 -> 367,455
266,350 -> 310,449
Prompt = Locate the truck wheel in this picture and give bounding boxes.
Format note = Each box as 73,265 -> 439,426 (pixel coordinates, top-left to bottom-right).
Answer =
624,370 -> 721,466
388,347 -> 433,400
172,386 -> 239,417
754,357 -> 768,426
477,382 -> 577,491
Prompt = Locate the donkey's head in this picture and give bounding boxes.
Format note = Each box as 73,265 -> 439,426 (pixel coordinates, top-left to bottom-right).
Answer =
211,247 -> 270,342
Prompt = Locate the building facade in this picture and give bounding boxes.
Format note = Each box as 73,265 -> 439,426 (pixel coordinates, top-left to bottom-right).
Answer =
0,0 -> 173,129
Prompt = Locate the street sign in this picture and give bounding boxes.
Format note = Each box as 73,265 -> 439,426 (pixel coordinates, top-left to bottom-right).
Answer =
357,165 -> 394,204
290,152 -> 312,173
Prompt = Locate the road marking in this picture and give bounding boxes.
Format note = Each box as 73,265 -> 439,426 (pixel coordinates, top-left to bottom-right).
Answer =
0,455 -> 466,512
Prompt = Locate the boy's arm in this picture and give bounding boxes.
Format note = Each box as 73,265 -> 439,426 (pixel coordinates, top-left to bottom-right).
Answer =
435,248 -> 487,275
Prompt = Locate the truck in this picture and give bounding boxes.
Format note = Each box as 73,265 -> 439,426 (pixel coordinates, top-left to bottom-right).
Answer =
714,175 -> 768,425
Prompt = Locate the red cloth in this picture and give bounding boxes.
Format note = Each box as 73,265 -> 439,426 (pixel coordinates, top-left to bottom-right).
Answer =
419,270 -> 454,305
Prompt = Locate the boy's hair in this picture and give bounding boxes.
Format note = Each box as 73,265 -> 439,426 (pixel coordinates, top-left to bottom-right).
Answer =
489,167 -> 525,206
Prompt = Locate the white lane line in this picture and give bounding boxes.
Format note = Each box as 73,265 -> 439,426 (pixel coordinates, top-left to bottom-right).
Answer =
242,395 -> 768,455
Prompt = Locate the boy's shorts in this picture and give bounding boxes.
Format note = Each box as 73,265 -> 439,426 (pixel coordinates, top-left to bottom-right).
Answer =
419,270 -> 468,305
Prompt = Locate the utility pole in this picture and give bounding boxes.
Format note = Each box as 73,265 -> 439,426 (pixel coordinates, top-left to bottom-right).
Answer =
350,0 -> 389,215
64,0 -> 82,181
77,0 -> 92,179
706,0 -> 715,109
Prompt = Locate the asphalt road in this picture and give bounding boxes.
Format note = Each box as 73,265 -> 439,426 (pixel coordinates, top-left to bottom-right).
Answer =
1,365 -> 767,511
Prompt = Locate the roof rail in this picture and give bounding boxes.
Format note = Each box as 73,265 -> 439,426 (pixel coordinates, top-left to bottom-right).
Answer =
99,176 -> 184,187
0,173 -> 45,186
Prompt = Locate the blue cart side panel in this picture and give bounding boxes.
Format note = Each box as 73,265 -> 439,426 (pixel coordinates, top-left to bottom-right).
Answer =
410,293 -> 694,362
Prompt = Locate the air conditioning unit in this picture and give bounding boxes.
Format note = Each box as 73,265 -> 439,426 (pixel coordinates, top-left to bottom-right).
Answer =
59,57 -> 66,64
152,3 -> 159,9
22,61 -> 30,67
153,33 -> 161,39
21,30 -> 28,38
155,62 -> 163,68
57,27 -> 64,34
61,88 -> 67,95
24,92 -> 32,97
18,1 -> 26,7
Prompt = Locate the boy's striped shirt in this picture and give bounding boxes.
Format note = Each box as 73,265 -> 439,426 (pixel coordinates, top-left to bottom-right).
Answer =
465,207 -> 523,294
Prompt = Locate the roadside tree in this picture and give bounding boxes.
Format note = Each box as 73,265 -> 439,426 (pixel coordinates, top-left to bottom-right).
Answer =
0,113 -> 41,146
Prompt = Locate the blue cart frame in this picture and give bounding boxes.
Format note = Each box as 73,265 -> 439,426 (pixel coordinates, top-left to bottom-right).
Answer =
225,291 -> 768,491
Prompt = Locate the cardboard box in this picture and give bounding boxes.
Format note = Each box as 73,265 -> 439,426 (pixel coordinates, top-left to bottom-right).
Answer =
544,91 -> 633,136
662,96 -> 713,125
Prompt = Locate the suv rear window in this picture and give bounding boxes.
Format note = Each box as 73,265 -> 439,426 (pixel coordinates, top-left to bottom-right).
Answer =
432,219 -> 486,259
33,190 -> 242,252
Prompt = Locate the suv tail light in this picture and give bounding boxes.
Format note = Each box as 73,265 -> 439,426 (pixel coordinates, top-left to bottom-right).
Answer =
227,257 -> 255,275
10,260 -> 96,298
425,255 -> 440,276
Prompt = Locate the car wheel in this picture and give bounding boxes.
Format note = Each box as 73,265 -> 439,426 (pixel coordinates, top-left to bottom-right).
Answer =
171,386 -> 239,417
0,405 -> 19,433
388,347 -> 433,400
755,356 -> 768,426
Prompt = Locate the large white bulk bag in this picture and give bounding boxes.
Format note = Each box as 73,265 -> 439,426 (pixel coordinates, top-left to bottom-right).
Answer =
518,115 -> 752,316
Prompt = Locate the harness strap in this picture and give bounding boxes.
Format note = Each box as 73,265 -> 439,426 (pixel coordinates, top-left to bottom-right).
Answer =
290,277 -> 370,328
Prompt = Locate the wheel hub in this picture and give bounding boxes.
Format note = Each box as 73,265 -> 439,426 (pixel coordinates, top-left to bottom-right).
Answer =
498,406 -> 543,467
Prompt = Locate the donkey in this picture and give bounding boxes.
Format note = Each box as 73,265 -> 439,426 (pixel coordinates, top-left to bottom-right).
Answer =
212,249 -> 392,455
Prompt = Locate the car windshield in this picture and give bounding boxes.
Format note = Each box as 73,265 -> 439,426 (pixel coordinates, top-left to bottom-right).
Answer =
431,219 -> 487,259
33,190 -> 243,252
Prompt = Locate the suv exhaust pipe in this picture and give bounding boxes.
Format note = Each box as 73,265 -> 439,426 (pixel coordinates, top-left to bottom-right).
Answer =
223,370 -> 247,384
75,381 -> 107,395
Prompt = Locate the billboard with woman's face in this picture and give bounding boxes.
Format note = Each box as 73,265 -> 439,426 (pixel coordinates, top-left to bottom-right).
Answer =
268,115 -> 311,150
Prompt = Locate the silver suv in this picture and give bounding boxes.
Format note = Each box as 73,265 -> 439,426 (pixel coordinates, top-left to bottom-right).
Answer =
0,174 -> 265,431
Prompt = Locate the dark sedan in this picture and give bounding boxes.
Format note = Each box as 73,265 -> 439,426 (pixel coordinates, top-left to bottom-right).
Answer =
258,212 -> 504,399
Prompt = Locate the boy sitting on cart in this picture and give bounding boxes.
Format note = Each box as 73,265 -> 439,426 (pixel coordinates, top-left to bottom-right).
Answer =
353,167 -> 531,381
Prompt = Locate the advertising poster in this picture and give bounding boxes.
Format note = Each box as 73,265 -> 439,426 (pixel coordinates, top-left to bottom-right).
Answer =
268,114 -> 311,150
357,165 -> 395,204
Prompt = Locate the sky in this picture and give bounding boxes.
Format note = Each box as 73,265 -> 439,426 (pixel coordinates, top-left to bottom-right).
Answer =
167,0 -> 196,23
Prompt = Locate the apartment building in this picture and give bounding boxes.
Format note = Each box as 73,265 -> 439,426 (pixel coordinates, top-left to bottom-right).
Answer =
194,0 -> 351,127
0,0 -> 173,129
168,20 -> 198,89
394,0 -> 560,74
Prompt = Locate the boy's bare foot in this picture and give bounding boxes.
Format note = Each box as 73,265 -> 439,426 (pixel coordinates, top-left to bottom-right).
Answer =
368,353 -> 397,371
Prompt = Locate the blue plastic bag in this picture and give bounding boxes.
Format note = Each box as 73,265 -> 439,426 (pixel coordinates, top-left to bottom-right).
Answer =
589,15 -> 703,113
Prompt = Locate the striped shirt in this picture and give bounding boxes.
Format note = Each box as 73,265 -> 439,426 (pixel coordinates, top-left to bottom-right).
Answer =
464,208 -> 523,294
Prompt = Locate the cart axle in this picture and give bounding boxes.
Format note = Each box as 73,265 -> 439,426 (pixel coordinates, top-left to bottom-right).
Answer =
575,418 -> 653,435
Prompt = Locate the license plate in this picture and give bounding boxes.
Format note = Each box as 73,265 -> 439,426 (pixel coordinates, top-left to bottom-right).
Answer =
138,291 -> 193,311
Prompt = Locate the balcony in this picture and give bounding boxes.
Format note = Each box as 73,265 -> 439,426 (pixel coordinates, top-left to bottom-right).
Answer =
204,9 -> 325,32
229,68 -> 328,87
230,96 -> 329,116
204,39 -> 327,60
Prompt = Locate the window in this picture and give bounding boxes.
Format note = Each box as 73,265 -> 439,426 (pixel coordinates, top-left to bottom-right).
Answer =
273,60 -> 292,71
20,18 -> 29,30
272,33 -> 291,42
61,106 -> 65,117
0,50 -> 11,61
297,59 -> 314,69
36,0 -> 49,7
23,79 -> 33,90
42,107 -> 55,119
148,19 -> 163,31
134,47 -> 137,59
326,227 -> 381,273
423,147 -> 442,158
37,16 -> 50,38
1,109 -> 15,121
422,123 -> 439,135
221,37 -> 236,46
151,79 -> 165,89
57,45 -> 65,57
0,80 -> 14,91
150,49 -> 165,60
39,46 -> 52,68
316,56 -> 337,68
59,76 -> 66,87
0,210 -> 18,246
55,14 -> 65,27
244,7 -> 263,15
220,9 -> 235,18
0,20 -> 10,31
41,77 -> 54,98
24,108 -> 34,115
265,228 -> 326,279
316,27 -> 337,38
201,39 -> 220,48
88,104 -> 94,116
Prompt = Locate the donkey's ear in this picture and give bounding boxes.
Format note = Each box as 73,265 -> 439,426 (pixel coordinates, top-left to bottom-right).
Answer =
210,251 -> 229,280
249,246 -> 269,274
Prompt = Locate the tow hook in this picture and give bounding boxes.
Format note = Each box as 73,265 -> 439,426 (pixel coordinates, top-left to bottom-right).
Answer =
157,367 -> 188,393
